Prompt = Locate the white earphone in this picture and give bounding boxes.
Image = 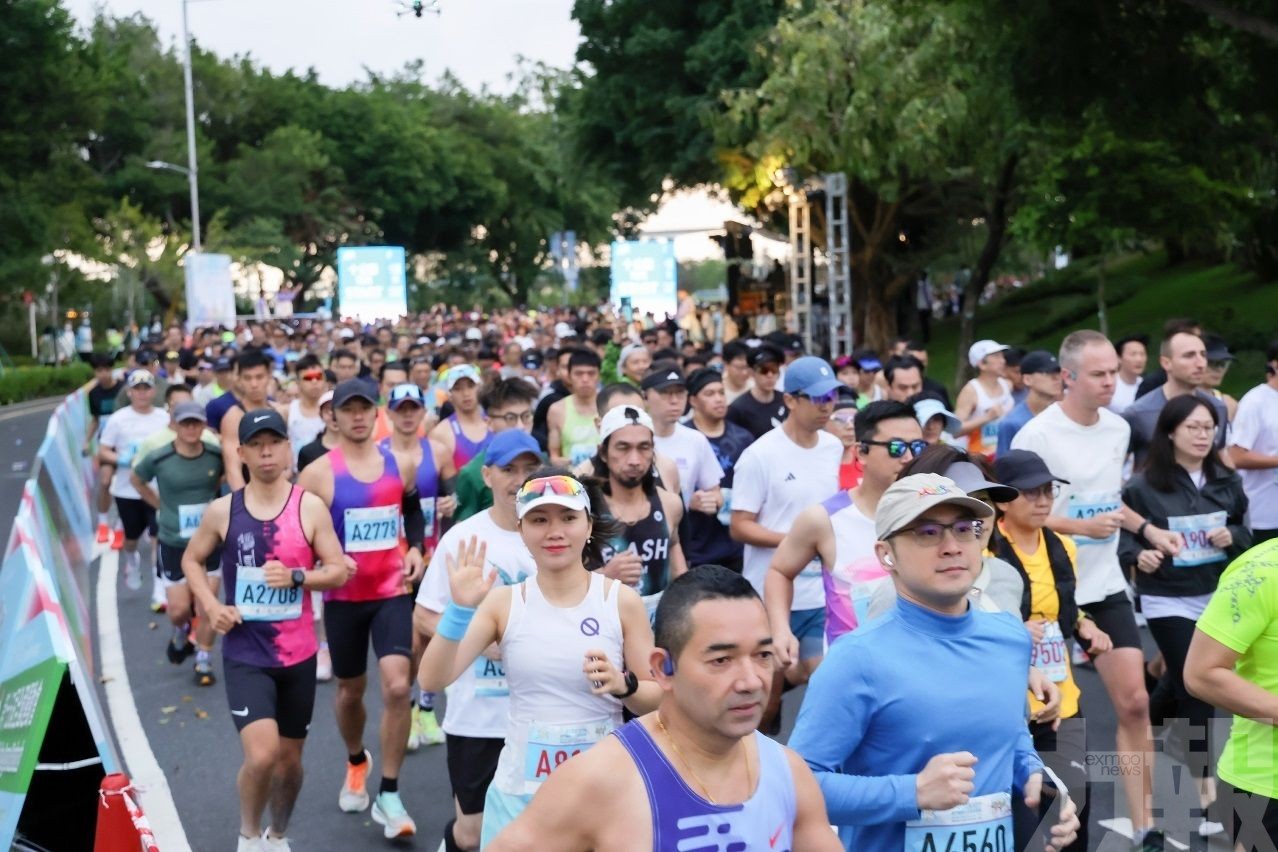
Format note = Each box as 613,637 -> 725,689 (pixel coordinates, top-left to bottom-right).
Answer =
883,555 -> 894,566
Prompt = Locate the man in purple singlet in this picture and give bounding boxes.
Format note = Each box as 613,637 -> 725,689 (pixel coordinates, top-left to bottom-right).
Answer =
182,408 -> 354,852
430,364 -> 492,471
489,566 -> 840,851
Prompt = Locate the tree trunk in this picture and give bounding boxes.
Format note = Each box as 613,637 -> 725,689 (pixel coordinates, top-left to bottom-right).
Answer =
1096,259 -> 1109,337
953,153 -> 1020,391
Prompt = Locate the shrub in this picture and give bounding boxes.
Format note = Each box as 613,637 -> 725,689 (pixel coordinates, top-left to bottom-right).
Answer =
0,364 -> 93,405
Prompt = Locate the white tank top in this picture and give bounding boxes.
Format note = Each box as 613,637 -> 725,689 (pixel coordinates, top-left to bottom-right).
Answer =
287,399 -> 325,464
495,571 -> 625,795
966,377 -> 1013,456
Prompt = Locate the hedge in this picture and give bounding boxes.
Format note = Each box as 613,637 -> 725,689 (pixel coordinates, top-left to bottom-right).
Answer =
0,363 -> 93,406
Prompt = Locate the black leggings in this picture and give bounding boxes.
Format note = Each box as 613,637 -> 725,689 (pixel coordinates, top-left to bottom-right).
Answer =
1147,615 -> 1214,755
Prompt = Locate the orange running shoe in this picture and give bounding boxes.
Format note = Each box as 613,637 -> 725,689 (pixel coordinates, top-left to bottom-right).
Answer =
338,750 -> 372,812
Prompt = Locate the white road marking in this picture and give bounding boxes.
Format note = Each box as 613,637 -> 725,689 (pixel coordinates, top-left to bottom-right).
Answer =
97,547 -> 193,852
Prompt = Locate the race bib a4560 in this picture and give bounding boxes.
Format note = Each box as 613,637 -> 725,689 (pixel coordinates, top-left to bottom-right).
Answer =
905,792 -> 1012,852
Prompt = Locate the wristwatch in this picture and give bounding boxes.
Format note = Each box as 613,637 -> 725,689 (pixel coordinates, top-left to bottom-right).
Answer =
290,569 -> 306,589
615,669 -> 640,699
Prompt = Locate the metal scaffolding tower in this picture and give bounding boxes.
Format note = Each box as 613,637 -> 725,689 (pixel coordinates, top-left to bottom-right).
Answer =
823,172 -> 853,358
787,190 -> 813,351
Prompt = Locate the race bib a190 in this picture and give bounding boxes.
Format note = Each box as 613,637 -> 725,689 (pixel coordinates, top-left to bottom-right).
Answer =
344,505 -> 400,553
236,566 -> 303,622
905,792 -> 1012,852
1168,511 -> 1227,567
1066,490 -> 1121,545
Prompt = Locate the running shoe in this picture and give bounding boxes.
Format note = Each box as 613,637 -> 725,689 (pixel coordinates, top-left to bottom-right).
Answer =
166,632 -> 193,665
96,523 -> 110,544
122,555 -> 141,591
236,834 -> 262,852
1133,828 -> 1165,851
338,750 -> 372,812
1198,820 -> 1225,837
315,645 -> 332,682
193,659 -> 215,687
415,706 -> 445,747
371,791 -> 416,839
260,830 -> 291,851
110,529 -> 124,550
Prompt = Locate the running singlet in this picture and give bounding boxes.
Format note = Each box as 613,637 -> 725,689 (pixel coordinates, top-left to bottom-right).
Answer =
561,399 -> 601,466
325,442 -> 406,602
820,491 -> 887,642
966,378 -> 1013,457
614,721 -> 796,852
448,412 -> 492,470
221,486 -> 317,668
600,490 -> 672,607
495,572 -> 624,797
414,437 -> 441,551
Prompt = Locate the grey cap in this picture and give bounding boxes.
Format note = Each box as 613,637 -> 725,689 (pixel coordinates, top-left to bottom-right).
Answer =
943,461 -> 1019,504
171,400 -> 207,423
875,473 -> 994,541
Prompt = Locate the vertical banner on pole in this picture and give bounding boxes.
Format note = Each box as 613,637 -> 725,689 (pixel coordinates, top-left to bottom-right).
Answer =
336,247 -> 408,323
184,252 -> 236,330
610,240 -> 678,321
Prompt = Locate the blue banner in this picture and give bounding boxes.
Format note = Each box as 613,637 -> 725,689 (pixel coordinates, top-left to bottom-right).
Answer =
184,252 -> 236,331
337,246 -> 408,322
610,240 -> 678,321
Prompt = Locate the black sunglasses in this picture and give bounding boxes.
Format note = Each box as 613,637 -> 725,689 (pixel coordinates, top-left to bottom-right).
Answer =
861,438 -> 928,459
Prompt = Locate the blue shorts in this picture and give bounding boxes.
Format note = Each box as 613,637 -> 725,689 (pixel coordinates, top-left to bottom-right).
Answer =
789,607 -> 826,661
480,784 -> 531,847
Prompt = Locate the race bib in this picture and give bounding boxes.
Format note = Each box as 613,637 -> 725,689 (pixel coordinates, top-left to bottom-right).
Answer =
178,504 -> 205,540
1168,511 -> 1227,567
905,792 -> 1012,852
1066,490 -> 1121,545
569,445 -> 594,466
979,420 -> 999,454
523,720 -> 611,783
1031,621 -> 1068,683
419,497 -> 436,537
235,566 -> 303,622
344,505 -> 400,553
472,656 -> 508,697
716,487 -> 733,527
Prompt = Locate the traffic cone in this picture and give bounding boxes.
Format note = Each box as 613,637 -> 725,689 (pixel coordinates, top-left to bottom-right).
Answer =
95,772 -> 159,852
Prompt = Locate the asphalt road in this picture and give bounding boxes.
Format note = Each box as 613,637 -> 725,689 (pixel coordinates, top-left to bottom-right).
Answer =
0,399 -> 1230,851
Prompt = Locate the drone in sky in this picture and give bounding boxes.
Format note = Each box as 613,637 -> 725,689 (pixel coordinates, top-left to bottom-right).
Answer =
395,0 -> 440,17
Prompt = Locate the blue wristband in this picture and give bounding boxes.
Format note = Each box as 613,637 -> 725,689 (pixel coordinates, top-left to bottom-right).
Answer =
437,601 -> 476,642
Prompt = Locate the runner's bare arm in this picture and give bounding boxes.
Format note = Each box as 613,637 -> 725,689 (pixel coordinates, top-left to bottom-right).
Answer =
300,491 -> 355,590
953,382 -> 987,436
486,741 -> 616,851
785,748 -> 847,850
427,417 -> 455,457
130,470 -> 161,510
661,491 -> 688,581
654,452 -> 681,498
182,495 -> 232,619
1228,443 -> 1278,469
417,585 -> 508,692
547,400 -> 568,465
616,585 -> 662,715
294,454 -> 334,506
221,408 -> 246,490
1185,629 -> 1278,723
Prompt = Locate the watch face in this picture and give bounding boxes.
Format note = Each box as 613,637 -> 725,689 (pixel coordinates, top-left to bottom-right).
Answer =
291,569 -> 305,586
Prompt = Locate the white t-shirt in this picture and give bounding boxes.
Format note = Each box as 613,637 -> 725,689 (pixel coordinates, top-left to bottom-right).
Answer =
1106,375 -> 1141,415
654,423 -> 725,507
1231,383 -> 1278,530
287,399 -> 325,466
416,509 -> 537,739
732,428 -> 842,610
1011,402 -> 1130,605
100,406 -> 173,499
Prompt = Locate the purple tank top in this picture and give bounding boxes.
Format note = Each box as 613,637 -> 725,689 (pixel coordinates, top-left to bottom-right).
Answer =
448,412 -> 492,470
378,435 -> 441,551
612,720 -> 796,851
221,486 -> 317,668
326,442 -> 406,602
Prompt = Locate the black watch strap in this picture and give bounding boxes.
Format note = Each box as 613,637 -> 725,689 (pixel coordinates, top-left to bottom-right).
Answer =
617,669 -> 640,699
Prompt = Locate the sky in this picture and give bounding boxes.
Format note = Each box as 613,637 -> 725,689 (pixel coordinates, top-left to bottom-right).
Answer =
63,0 -> 582,92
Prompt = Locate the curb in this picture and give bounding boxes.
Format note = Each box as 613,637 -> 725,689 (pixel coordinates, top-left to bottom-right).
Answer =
0,396 -> 66,414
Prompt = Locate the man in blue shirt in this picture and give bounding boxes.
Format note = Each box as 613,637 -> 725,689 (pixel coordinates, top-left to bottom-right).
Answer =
789,472 -> 1079,851
997,351 -> 1063,453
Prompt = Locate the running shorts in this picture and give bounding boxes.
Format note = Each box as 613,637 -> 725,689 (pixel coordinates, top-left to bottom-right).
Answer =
446,734 -> 504,815
1080,591 -> 1142,651
223,654 -> 317,739
324,595 -> 414,679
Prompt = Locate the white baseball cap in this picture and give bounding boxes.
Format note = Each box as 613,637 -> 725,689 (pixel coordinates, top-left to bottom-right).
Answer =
599,404 -> 654,443
968,339 -> 1009,368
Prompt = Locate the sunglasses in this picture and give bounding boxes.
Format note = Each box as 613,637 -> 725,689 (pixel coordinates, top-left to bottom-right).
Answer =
892,518 -> 984,547
862,438 -> 928,459
754,365 -> 780,375
830,413 -> 857,427
1020,483 -> 1060,501
300,370 -> 325,381
516,475 -> 587,505
794,389 -> 840,406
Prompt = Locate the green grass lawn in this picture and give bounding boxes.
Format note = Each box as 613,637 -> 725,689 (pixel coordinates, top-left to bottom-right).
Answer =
920,252 -> 1277,399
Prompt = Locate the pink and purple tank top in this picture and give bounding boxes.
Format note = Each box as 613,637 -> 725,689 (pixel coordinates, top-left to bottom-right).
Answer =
448,412 -> 492,471
325,442 -> 407,602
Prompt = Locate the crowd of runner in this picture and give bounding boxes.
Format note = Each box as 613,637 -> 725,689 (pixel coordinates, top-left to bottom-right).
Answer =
83,304 -> 1278,851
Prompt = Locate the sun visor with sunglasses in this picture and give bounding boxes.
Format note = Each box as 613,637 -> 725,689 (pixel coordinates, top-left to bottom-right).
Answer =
516,475 -> 591,520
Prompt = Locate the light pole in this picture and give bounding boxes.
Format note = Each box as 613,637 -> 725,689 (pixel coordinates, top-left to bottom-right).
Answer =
180,0 -> 200,252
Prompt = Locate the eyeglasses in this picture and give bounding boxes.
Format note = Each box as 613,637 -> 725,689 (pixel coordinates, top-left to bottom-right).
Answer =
892,518 -> 984,546
516,475 -> 587,505
1178,423 -> 1215,435
1207,360 -> 1231,371
794,389 -> 840,406
300,370 -> 325,381
830,413 -> 857,427
1020,483 -> 1060,501
862,438 -> 928,459
492,410 -> 535,426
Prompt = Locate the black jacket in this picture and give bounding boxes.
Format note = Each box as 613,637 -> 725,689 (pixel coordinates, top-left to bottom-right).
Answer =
989,526 -> 1078,644
1120,467 -> 1251,598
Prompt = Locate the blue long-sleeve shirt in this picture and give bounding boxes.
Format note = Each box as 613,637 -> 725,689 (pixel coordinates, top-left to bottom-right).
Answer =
789,597 -> 1044,850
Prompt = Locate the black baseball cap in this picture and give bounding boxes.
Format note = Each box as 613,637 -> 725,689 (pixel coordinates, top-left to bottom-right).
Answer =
641,367 -> 686,392
747,344 -> 784,369
521,350 -> 544,369
993,449 -> 1070,491
136,349 -> 158,365
1019,350 -> 1061,375
686,367 -> 723,396
332,378 -> 378,409
238,408 -> 288,443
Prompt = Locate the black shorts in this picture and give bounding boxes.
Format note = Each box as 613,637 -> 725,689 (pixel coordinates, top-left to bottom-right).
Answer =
1216,781 -> 1278,850
115,497 -> 157,541
446,734 -> 504,815
155,542 -> 222,585
324,595 -> 414,679
1080,591 -> 1142,651
223,654 -> 317,739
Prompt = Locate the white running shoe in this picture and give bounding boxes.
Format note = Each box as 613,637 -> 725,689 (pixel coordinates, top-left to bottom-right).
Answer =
261,830 -> 291,851
338,750 -> 372,812
236,834 -> 263,852
122,552 -> 142,591
371,791 -> 416,839
1198,820 -> 1225,837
